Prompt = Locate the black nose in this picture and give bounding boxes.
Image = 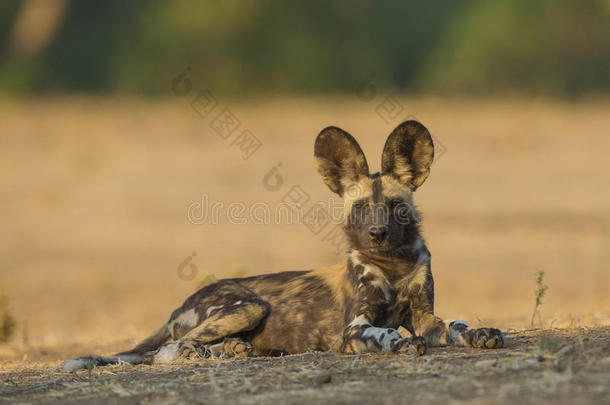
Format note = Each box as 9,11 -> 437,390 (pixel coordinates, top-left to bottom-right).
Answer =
368,226 -> 389,243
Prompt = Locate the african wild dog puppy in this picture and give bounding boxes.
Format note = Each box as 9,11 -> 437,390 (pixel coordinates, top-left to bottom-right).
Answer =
62,120 -> 503,372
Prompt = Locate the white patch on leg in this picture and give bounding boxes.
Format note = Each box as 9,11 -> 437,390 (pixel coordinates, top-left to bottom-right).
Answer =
348,314 -> 371,328
154,343 -> 181,363
168,308 -> 200,338
174,308 -> 199,327
206,305 -> 224,317
445,319 -> 470,346
362,327 -> 402,351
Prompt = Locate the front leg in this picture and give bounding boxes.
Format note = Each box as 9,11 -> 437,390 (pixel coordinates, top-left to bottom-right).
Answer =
405,263 -> 504,349
340,260 -> 427,355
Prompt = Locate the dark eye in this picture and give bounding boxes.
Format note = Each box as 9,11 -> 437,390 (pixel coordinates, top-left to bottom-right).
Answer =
389,198 -> 403,208
352,200 -> 367,210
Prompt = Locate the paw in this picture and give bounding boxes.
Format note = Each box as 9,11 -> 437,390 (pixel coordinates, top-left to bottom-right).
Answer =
179,344 -> 205,360
469,328 -> 504,349
150,343 -> 205,364
391,336 -> 427,356
203,342 -> 225,357
224,338 -> 253,358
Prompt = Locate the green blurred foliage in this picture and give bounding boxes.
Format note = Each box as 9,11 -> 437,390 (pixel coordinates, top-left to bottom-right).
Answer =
417,0 -> 610,96
0,0 -> 608,97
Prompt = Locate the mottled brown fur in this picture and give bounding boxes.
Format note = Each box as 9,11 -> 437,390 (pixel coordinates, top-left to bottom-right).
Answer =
61,120 -> 502,372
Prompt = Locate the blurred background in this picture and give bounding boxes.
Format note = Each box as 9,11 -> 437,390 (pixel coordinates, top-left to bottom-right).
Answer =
0,0 -> 609,360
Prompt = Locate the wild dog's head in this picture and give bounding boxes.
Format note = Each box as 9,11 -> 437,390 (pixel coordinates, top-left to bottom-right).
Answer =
314,121 -> 434,254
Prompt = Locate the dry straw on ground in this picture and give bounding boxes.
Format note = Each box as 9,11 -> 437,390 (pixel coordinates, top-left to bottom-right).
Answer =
1,328 -> 609,404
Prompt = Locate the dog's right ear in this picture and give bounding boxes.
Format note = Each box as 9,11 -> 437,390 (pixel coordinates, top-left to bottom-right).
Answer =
314,126 -> 370,196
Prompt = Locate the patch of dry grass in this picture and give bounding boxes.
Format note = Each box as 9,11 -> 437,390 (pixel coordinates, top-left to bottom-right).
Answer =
1,328 -> 609,404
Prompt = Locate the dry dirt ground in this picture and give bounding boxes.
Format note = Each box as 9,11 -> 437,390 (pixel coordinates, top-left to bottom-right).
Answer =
1,328 -> 609,404
1,97 -> 610,403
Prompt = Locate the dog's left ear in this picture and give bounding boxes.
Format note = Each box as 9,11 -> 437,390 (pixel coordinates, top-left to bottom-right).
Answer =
381,120 -> 434,191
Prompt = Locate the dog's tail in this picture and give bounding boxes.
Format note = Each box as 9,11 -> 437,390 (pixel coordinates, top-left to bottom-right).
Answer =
61,323 -> 171,372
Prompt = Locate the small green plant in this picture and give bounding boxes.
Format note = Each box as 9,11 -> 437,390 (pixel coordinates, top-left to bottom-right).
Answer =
531,270 -> 548,327
0,289 -> 16,342
537,331 -> 562,353
86,361 -> 95,378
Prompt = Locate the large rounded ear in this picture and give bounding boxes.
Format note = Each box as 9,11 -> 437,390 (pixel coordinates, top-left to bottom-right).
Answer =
314,126 -> 370,195
381,120 -> 434,191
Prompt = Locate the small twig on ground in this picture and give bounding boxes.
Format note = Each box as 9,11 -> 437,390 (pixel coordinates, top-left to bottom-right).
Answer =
504,328 -> 540,335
